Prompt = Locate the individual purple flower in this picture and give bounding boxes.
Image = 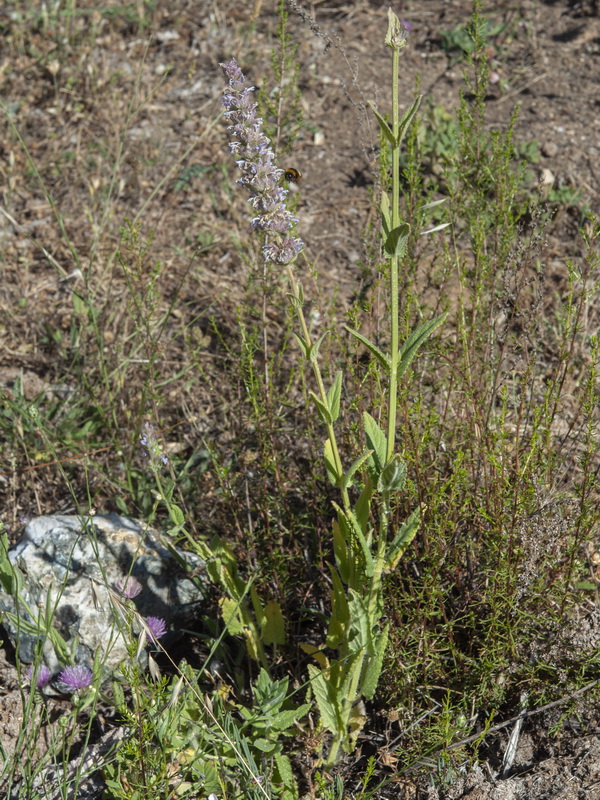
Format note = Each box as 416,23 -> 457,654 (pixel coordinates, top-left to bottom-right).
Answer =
400,20 -> 413,32
115,575 -> 143,599
140,421 -> 169,469
220,58 -> 304,265
58,665 -> 93,691
145,616 -> 167,643
27,664 -> 52,688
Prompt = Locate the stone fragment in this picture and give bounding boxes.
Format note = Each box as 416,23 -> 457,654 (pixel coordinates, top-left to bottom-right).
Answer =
0,513 -> 208,676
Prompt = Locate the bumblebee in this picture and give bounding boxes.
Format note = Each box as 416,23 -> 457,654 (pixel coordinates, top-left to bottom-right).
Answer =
284,167 -> 302,183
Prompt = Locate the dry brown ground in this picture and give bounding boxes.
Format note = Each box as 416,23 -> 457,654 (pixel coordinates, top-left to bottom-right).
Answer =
1,0 -> 600,797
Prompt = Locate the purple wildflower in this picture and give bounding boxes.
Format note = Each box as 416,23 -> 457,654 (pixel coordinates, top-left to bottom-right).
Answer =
115,575 -> 143,599
145,616 -> 168,643
58,665 -> 93,691
220,58 -> 304,265
27,664 -> 52,688
400,20 -> 413,32
140,421 -> 169,468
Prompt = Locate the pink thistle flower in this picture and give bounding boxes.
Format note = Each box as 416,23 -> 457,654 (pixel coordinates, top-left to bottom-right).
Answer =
115,576 -> 143,599
58,665 -> 93,691
145,616 -> 168,643
27,664 -> 52,688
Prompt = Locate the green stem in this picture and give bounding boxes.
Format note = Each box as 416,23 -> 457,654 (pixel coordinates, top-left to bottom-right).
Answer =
286,263 -> 350,510
387,46 -> 400,463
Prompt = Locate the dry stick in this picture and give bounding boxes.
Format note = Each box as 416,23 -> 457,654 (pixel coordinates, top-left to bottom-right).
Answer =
442,678 -> 600,755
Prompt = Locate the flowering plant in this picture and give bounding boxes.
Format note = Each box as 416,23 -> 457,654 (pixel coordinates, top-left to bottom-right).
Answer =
221,58 -> 303,266
221,9 -> 447,767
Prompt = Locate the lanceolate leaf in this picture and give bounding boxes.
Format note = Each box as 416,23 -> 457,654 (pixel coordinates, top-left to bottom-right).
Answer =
397,312 -> 447,381
353,476 -> 374,536
344,326 -> 390,372
326,564 -> 350,648
362,412 -> 387,474
342,450 -> 372,491
327,370 -> 343,423
381,191 -> 391,239
310,391 -> 332,424
274,753 -> 300,800
384,506 -> 423,571
292,332 -> 309,359
361,623 -> 390,700
368,101 -> 396,147
307,664 -> 342,736
332,515 -> 350,582
324,437 -> 340,485
396,95 -> 422,146
309,331 -> 328,364
333,503 -> 374,577
347,589 -> 372,653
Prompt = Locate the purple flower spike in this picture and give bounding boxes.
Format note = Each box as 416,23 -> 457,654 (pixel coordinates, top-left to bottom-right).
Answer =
115,576 -> 143,599
27,664 -> 52,688
58,665 -> 93,691
140,421 -> 169,469
145,616 -> 168,643
220,58 -> 304,265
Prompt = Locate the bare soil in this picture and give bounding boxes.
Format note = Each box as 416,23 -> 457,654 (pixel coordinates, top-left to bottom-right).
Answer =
1,0 -> 600,797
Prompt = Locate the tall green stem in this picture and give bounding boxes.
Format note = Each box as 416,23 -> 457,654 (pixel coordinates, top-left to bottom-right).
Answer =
387,47 -> 400,463
285,264 -> 350,511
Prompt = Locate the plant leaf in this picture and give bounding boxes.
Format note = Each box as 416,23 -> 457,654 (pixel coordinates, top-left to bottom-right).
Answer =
381,191 -> 391,239
292,332 -> 309,359
344,326 -> 390,372
309,331 -> 328,363
353,476 -> 374,536
300,643 -> 330,670
368,102 -> 395,146
327,370 -> 343,423
286,292 -> 302,310
219,596 -> 243,635
396,95 -> 422,147
0,533 -> 21,595
333,503 -> 374,577
346,589 -> 372,654
274,753 -> 299,800
397,312 -> 447,381
324,437 -> 340,485
310,391 -> 332,424
342,449 -> 372,491
308,664 -> 342,736
384,507 -> 423,571
376,453 -> 407,493
362,412 -> 387,474
326,564 -> 350,648
262,600 -> 286,646
384,222 -> 410,258
332,516 -> 350,583
361,624 -> 389,700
